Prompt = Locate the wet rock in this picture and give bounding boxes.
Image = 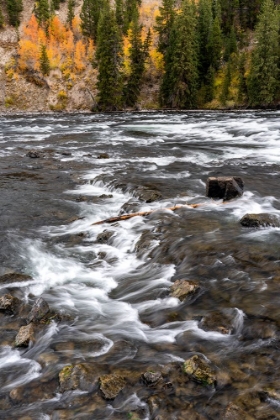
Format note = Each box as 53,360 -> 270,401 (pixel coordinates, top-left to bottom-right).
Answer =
99,374 -> 126,399
99,194 -> 113,199
134,186 -> 162,203
206,177 -> 244,201
240,213 -> 280,228
96,230 -> 114,244
170,279 -> 200,302
61,151 -> 72,156
27,297 -> 50,323
119,199 -> 140,215
200,310 -> 235,335
0,272 -> 32,284
97,153 -> 109,159
142,371 -> 162,386
59,363 -> 98,392
183,355 -> 216,386
134,230 -> 156,257
0,294 -> 21,314
224,403 -> 254,420
15,323 -> 35,347
240,317 -> 277,341
26,150 -> 41,158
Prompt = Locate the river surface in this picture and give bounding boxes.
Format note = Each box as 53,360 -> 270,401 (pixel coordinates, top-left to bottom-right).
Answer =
0,111 -> 280,419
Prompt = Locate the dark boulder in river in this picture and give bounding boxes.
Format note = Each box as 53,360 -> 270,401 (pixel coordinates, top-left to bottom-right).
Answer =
206,177 -> 244,201
240,213 -> 280,228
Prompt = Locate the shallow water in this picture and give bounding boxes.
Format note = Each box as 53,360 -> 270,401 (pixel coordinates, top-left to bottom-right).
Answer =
1,111 -> 280,419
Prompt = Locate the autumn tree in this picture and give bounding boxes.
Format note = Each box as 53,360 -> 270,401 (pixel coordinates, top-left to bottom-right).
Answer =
96,3 -> 124,110
247,0 -> 280,106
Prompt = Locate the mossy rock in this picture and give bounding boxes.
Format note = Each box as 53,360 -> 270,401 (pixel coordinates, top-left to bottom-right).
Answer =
183,355 -> 216,386
99,374 -> 126,400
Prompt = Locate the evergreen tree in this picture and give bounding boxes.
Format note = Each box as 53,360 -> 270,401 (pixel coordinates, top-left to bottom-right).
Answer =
80,0 -> 103,40
39,44 -> 50,75
67,0 -> 75,26
155,0 -> 176,55
115,0 -> 124,30
123,0 -> 141,34
160,0 -> 199,108
197,0 -> 213,82
247,0 -> 280,106
237,52 -> 248,103
96,3 -> 124,110
0,7 -> 4,28
34,0 -> 50,25
208,14 -> 223,70
6,0 -> 23,26
220,60 -> 231,104
124,15 -> 151,107
224,25 -> 237,61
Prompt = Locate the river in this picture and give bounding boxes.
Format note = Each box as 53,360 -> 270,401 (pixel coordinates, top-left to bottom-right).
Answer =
0,111 -> 280,419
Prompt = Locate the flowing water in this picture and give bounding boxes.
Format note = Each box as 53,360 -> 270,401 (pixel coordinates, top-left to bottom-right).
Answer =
0,111 -> 280,419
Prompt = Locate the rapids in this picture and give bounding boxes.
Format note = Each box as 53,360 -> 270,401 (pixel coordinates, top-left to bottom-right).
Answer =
0,111 -> 280,419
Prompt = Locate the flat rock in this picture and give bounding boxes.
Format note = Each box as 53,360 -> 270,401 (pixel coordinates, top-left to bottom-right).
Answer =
206,177 -> 244,201
99,374 -> 126,399
183,355 -> 216,386
170,279 -> 200,302
240,213 -> 280,228
15,323 -> 35,347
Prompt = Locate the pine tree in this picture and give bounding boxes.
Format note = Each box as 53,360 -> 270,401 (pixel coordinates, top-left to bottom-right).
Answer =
247,0 -> 280,106
123,0 -> 141,34
155,0 -> 176,56
39,44 -> 50,75
6,0 -> 23,26
0,7 -> 4,28
197,0 -> 213,82
80,0 -> 103,41
67,0 -> 75,26
220,60 -> 231,104
224,25 -> 237,62
115,0 -> 124,30
208,14 -> 222,70
96,3 -> 124,110
237,53 -> 248,103
34,0 -> 50,25
124,15 -> 151,107
160,0 -> 199,108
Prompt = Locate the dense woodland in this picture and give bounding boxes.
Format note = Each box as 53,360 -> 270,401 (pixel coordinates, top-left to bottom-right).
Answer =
1,0 -> 280,110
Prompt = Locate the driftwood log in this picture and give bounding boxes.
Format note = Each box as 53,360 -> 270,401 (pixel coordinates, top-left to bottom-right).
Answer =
92,203 -> 207,225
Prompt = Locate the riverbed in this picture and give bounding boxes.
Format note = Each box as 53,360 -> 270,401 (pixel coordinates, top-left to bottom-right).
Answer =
1,111 -> 280,419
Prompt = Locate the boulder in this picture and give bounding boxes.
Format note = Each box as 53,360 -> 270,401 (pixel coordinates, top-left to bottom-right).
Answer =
26,150 -> 41,158
96,230 -> 114,244
99,374 -> 126,399
240,213 -> 280,228
27,297 -> 50,323
183,355 -> 216,386
0,294 -> 21,314
97,153 -> 109,159
134,186 -> 162,203
206,177 -> 244,201
170,279 -> 200,302
59,363 -> 98,392
15,323 -> 35,347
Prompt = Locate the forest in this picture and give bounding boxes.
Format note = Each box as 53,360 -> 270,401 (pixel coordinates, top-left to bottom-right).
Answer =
1,0 -> 280,111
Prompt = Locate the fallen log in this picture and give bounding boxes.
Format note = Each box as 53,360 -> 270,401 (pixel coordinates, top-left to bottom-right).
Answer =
92,203 -> 205,225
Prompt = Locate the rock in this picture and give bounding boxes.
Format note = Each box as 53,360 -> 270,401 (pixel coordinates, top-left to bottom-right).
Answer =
27,297 -> 50,323
59,363 -> 98,392
97,153 -> 109,159
0,294 -> 21,314
170,279 -> 200,302
206,177 -> 244,201
119,200 -> 139,215
200,310 -> 235,335
224,403 -> 254,420
0,272 -> 32,284
183,355 -> 216,386
61,151 -> 72,156
26,150 -> 41,158
240,213 -> 280,228
142,371 -> 162,386
99,194 -> 113,199
15,323 -> 35,347
134,186 -> 162,203
99,374 -> 126,400
96,230 -> 114,244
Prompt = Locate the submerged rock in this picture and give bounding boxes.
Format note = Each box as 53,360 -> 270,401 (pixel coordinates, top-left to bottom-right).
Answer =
27,297 -> 50,323
183,355 -> 216,386
59,363 -> 98,392
26,150 -> 41,158
170,279 -> 200,302
206,177 -> 244,201
99,374 -> 126,399
240,213 -> 280,228
96,230 -> 114,244
0,294 -> 21,314
142,371 -> 162,386
15,323 -> 35,347
200,310 -> 235,335
99,194 -> 113,199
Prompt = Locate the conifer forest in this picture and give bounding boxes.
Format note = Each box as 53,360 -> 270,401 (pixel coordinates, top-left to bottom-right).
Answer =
0,0 -> 280,111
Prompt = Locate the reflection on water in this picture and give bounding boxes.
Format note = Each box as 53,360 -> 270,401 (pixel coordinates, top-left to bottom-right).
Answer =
0,111 -> 280,418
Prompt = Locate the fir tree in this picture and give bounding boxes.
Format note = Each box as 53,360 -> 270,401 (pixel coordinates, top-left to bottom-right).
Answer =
123,0 -> 141,34
197,0 -> 213,82
6,0 -> 23,26
115,0 -> 124,30
207,14 -> 222,70
247,0 -> 280,106
220,60 -> 231,104
67,0 -> 75,26
160,0 -> 199,108
155,0 -> 176,55
237,52 -> 248,103
224,25 -> 237,62
96,3 -> 124,110
34,0 -> 50,25
80,0 -> 103,41
39,44 -> 50,75
0,7 -> 4,28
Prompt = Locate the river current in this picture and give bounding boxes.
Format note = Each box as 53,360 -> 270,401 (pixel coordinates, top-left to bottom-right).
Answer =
0,111 -> 280,419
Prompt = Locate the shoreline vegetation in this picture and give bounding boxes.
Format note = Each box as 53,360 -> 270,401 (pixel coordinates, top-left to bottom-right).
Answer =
0,0 -> 280,113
